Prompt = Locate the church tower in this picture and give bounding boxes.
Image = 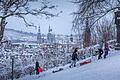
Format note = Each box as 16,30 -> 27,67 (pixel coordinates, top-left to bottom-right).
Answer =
47,26 -> 55,43
37,26 -> 42,44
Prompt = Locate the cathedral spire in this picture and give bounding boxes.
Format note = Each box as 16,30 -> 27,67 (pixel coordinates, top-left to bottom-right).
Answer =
48,25 -> 52,33
38,26 -> 41,33
37,26 -> 41,44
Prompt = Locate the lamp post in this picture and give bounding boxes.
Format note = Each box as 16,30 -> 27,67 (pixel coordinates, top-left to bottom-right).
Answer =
11,55 -> 14,80
115,8 -> 120,50
67,35 -> 69,53
10,43 -> 14,80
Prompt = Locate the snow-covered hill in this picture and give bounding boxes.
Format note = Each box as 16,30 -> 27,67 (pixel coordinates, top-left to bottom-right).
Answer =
18,50 -> 120,80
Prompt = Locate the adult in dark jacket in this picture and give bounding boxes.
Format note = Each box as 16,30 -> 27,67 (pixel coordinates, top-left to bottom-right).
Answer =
35,61 -> 40,75
103,42 -> 109,58
98,41 -> 104,59
69,48 -> 79,68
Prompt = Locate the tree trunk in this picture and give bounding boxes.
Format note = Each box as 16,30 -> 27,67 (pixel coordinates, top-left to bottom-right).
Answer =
115,26 -> 120,50
83,18 -> 91,48
0,18 -> 6,42
116,26 -> 120,44
83,27 -> 91,48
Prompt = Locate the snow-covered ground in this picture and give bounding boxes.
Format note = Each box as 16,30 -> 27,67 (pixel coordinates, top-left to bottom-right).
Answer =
18,50 -> 120,80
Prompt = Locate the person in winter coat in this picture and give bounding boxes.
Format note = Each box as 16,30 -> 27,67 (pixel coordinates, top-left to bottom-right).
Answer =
98,48 -> 103,59
69,48 -> 79,68
98,41 -> 104,59
35,61 -> 40,75
103,42 -> 109,58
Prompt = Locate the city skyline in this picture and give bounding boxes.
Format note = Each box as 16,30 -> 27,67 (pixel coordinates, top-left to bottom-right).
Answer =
5,0 -> 76,35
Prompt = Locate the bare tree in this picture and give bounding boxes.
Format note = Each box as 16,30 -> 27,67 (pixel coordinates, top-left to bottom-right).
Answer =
83,17 -> 91,48
72,0 -> 118,22
96,18 -> 115,42
0,0 -> 60,42
72,16 -> 81,41
72,0 -> 120,45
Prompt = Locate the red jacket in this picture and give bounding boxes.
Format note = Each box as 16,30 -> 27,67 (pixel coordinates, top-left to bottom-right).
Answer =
38,67 -> 43,73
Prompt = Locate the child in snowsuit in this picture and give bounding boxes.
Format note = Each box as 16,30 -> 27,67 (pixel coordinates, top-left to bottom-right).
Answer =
69,48 -> 79,68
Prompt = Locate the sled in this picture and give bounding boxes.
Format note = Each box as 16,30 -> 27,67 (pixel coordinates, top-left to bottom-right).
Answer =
38,67 -> 43,73
80,57 -> 92,66
52,68 -> 63,73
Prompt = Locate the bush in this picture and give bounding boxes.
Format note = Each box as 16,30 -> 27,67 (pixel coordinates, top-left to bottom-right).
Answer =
23,66 -> 35,75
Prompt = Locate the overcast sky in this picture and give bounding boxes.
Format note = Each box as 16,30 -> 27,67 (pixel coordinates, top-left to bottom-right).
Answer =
6,0 -> 76,35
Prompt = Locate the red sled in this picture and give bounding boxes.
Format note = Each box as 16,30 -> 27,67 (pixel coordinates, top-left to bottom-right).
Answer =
80,58 -> 91,66
38,67 -> 43,73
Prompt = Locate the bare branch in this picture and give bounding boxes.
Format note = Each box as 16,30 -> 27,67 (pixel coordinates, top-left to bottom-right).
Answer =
72,0 -> 119,28
117,0 -> 120,4
0,0 -> 59,42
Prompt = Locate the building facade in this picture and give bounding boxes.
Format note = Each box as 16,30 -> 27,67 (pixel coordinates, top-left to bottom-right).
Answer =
47,26 -> 55,43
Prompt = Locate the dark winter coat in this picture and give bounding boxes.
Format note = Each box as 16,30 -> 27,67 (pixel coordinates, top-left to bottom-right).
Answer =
104,42 -> 109,52
98,49 -> 103,54
72,52 -> 79,61
35,61 -> 40,74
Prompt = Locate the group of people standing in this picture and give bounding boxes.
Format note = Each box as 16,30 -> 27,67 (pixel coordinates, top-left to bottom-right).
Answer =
69,41 -> 110,68
98,41 -> 109,59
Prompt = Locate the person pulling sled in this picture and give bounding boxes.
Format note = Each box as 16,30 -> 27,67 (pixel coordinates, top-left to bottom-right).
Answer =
69,48 -> 79,68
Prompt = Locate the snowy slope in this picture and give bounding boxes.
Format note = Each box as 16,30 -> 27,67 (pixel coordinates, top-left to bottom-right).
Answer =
18,50 -> 120,80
